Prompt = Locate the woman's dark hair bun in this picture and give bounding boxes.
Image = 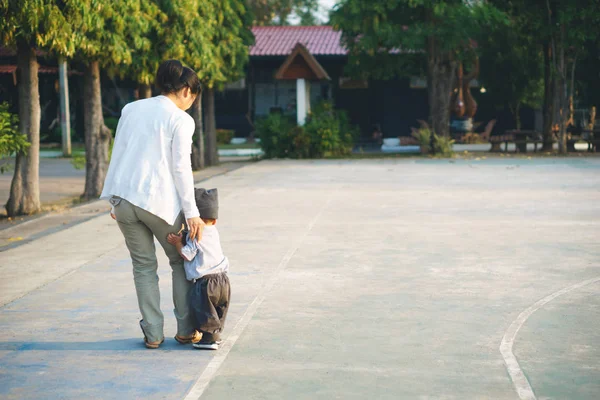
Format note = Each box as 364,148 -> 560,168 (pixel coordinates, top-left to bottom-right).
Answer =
155,60 -> 202,96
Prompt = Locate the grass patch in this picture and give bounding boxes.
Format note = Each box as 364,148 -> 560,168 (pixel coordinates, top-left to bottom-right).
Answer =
40,196 -> 87,213
327,152 -> 420,160
218,143 -> 260,150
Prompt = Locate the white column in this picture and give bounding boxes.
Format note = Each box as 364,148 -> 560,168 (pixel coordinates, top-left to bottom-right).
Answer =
58,57 -> 71,156
296,78 -> 307,126
305,80 -> 311,116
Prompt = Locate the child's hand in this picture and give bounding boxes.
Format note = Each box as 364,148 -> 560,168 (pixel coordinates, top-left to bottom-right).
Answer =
110,211 -> 116,220
167,233 -> 182,246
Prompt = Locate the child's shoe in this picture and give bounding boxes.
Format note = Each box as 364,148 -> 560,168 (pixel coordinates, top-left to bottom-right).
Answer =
193,340 -> 219,350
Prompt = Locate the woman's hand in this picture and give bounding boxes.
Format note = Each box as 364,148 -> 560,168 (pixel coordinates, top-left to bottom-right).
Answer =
186,217 -> 205,242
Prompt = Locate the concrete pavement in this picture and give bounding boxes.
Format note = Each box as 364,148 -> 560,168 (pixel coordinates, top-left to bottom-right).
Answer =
1,157 -> 599,399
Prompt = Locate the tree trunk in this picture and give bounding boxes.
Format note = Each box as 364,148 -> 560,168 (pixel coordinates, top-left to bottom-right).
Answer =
510,103 -> 522,130
204,87 -> 218,166
190,95 -> 204,170
427,36 -> 456,139
542,41 -> 555,151
82,61 -> 111,200
556,26 -> 567,154
6,42 -> 41,216
138,83 -> 152,99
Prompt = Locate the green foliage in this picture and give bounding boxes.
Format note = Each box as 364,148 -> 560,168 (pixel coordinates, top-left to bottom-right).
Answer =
257,102 -> 358,159
331,0 -> 507,80
146,0 -> 214,85
295,0 -> 321,25
41,126 -> 76,144
249,0 -> 322,26
484,0 -> 600,138
410,126 -> 454,156
63,0 -> 135,66
478,1 -> 544,117
71,141 -> 113,170
304,102 -> 357,157
256,113 -> 295,158
206,0 -> 255,88
119,0 -> 166,85
0,0 -> 74,55
162,0 -> 253,90
104,117 -> 119,135
433,134 -> 455,157
216,129 -> 235,145
70,153 -> 86,170
411,128 -> 431,152
0,102 -> 29,173
332,0 -> 506,139
290,126 -> 311,158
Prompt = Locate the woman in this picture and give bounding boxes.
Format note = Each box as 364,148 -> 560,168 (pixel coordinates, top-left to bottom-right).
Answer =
101,60 -> 204,348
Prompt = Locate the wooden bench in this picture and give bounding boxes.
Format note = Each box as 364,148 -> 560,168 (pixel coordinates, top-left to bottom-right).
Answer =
489,133 -> 515,152
513,130 -> 545,152
491,130 -> 548,153
576,129 -> 600,152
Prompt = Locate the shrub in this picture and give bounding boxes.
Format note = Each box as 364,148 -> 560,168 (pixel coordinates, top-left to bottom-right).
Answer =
71,141 -> 114,170
256,113 -> 294,158
335,106 -> 360,154
0,102 -> 29,173
216,129 -> 235,145
433,134 -> 455,157
104,117 -> 119,136
290,126 -> 311,159
42,125 -> 76,144
257,102 -> 358,159
304,101 -> 358,157
411,128 -> 432,153
410,126 -> 455,157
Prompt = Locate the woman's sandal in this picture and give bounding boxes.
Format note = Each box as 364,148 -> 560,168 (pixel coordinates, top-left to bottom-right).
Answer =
175,330 -> 202,344
140,320 -> 165,349
144,337 -> 165,349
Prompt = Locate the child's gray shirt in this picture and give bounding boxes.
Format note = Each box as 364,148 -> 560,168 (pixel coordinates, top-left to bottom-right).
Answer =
181,226 -> 229,281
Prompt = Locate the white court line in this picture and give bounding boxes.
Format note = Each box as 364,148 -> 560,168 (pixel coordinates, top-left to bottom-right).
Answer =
500,276 -> 600,400
183,193 -> 333,400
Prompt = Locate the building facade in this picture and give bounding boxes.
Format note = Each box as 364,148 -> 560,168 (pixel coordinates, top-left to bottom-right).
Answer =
215,26 -> 430,140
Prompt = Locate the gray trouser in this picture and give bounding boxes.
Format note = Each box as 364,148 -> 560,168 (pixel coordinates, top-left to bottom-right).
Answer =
113,198 -> 194,342
190,273 -> 231,342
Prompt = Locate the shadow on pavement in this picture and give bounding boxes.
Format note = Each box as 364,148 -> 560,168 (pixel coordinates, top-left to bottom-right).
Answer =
0,338 -> 196,351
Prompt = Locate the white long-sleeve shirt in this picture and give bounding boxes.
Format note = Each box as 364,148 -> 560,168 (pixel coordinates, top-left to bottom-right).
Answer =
100,95 -> 200,225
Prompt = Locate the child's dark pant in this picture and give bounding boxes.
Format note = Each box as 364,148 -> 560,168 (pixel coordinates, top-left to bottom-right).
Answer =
190,273 -> 230,341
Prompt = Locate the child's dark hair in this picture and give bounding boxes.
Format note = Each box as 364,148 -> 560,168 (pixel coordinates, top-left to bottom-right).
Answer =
155,60 -> 202,96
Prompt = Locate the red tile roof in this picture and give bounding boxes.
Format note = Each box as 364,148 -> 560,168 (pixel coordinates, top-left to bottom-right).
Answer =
250,26 -> 346,56
0,65 -> 17,74
0,65 -> 56,74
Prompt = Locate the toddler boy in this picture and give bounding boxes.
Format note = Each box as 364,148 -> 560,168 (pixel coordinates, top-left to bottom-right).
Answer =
167,188 -> 230,350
